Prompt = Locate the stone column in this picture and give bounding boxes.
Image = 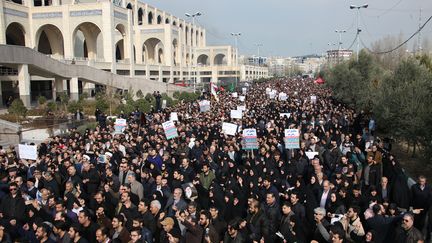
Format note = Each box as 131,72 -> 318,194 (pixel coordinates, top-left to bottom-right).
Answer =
52,77 -> 64,100
18,65 -> 31,108
69,77 -> 79,101
0,0 -> 6,45
83,82 -> 95,96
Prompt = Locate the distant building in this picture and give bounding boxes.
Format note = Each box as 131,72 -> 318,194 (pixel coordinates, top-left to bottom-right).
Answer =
326,49 -> 353,64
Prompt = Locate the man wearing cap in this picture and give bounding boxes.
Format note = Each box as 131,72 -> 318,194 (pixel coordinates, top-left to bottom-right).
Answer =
160,217 -> 182,242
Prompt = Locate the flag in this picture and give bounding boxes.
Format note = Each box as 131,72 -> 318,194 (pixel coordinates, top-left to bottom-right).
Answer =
210,82 -> 219,101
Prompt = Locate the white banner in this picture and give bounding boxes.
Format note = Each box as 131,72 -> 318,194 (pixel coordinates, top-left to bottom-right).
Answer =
222,122 -> 238,136
237,105 -> 246,111
18,144 -> 37,160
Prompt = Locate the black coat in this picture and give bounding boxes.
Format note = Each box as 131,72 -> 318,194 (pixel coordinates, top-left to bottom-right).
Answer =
0,193 -> 26,224
246,209 -> 269,242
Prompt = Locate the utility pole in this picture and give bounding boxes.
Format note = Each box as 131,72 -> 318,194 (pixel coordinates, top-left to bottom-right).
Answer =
185,12 -> 202,92
255,43 -> 263,66
231,32 -> 241,90
418,8 -> 422,53
350,4 -> 368,62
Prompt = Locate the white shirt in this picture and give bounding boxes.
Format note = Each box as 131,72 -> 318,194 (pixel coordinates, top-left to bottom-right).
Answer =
320,190 -> 329,208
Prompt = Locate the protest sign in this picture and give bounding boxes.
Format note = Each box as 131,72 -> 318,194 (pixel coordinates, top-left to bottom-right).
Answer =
230,110 -> 243,119
237,105 -> 246,111
239,96 -> 246,102
242,87 -> 247,95
279,92 -> 288,101
18,144 -> 37,160
162,120 -> 178,140
222,122 -> 238,136
162,100 -> 167,109
114,118 -> 127,133
311,95 -> 317,103
280,113 -> 291,118
170,112 -> 178,121
284,129 -> 300,149
232,92 -> 238,98
242,129 -> 258,150
199,100 -> 211,112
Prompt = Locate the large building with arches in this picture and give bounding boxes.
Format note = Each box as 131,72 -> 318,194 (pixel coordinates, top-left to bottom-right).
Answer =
0,0 -> 268,106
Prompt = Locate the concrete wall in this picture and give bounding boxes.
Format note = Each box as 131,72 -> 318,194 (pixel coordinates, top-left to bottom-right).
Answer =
0,118 -> 22,145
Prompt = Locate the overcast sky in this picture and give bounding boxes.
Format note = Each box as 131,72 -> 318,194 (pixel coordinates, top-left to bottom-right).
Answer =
144,0 -> 432,57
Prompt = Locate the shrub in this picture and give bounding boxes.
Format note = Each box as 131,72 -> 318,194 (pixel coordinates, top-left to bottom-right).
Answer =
38,96 -> 47,106
67,100 -> 83,113
8,99 -> 27,121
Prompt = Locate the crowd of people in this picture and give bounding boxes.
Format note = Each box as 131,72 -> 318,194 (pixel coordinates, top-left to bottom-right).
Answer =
0,78 -> 430,243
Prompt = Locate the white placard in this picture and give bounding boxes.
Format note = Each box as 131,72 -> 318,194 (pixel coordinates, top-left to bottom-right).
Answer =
232,92 -> 238,98
311,95 -> 317,103
114,118 -> 127,127
239,96 -> 245,102
279,92 -> 288,101
242,87 -> 247,95
280,113 -> 291,118
265,87 -> 271,94
18,144 -> 37,160
162,100 -> 167,109
230,110 -> 243,119
306,152 -> 319,160
170,112 -> 178,121
237,105 -> 246,111
222,122 -> 238,136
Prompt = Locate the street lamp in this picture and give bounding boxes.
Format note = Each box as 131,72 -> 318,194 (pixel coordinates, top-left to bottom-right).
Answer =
335,30 -> 346,50
185,12 -> 202,92
231,32 -> 241,89
350,4 -> 368,61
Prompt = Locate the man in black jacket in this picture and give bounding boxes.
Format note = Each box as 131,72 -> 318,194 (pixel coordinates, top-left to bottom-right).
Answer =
246,198 -> 269,242
0,182 -> 26,226
263,192 -> 281,242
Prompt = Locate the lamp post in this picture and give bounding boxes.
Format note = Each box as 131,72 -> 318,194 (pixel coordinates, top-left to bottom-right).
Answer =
185,12 -> 202,92
350,4 -> 368,61
231,32 -> 241,90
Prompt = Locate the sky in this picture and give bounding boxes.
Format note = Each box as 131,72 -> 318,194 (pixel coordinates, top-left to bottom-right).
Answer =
144,0 -> 432,57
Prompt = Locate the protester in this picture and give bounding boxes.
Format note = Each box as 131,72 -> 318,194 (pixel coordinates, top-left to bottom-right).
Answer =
0,78 -> 428,243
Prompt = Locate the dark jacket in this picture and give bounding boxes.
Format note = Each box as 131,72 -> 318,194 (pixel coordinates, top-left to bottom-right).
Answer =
246,209 -> 269,242
366,214 -> 403,243
0,192 -> 26,224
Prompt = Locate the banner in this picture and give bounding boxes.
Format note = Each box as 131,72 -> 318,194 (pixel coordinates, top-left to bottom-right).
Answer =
162,120 -> 178,140
170,112 -> 178,121
18,144 -> 37,160
222,122 -> 238,136
284,129 -> 300,149
114,118 -> 127,133
199,100 -> 211,112
230,110 -> 242,119
242,129 -> 258,150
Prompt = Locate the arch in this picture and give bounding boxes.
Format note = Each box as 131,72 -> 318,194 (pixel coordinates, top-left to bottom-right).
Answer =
138,8 -> 144,25
115,24 -> 126,61
214,54 -> 227,65
143,38 -> 163,64
35,24 -> 64,56
197,54 -> 209,66
165,18 -> 170,24
179,23 -> 182,28
185,53 -> 190,65
6,22 -> 26,46
172,39 -> 178,66
157,15 -> 162,24
115,40 -> 124,60
73,22 -> 103,60
148,11 -> 153,24
173,21 -> 177,26
157,48 -> 163,64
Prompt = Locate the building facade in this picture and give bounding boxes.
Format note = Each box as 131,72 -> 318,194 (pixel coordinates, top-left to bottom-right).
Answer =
0,0 -> 268,106
326,49 -> 353,65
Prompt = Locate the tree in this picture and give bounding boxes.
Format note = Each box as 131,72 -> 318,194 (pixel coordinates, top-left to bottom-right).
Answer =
8,99 -> 27,122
